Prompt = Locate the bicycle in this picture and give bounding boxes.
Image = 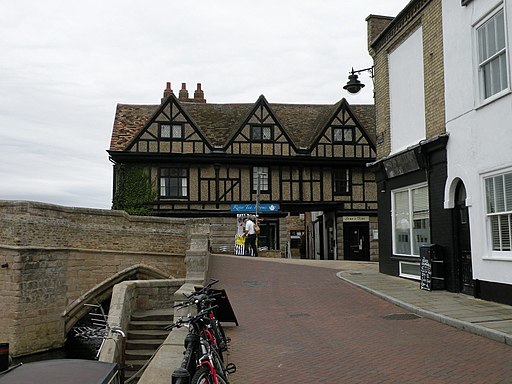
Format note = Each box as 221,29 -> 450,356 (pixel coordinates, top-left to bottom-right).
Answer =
167,307 -> 235,384
175,279 -> 230,357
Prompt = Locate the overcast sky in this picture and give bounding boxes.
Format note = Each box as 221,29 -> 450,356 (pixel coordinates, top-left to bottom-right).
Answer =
0,0 -> 408,209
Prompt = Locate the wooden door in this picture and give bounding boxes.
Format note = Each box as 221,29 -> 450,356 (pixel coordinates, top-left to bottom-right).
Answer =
455,183 -> 473,295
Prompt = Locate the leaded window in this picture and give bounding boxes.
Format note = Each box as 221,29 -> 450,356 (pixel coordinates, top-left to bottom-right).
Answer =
251,125 -> 273,141
333,127 -> 354,143
160,124 -> 184,139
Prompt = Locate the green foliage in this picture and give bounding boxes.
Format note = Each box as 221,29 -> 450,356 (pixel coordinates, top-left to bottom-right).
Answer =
112,165 -> 157,216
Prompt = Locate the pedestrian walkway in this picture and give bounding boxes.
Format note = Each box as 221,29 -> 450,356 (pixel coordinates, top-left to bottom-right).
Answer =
223,255 -> 512,346
211,255 -> 512,383
337,262 -> 512,346
139,255 -> 512,384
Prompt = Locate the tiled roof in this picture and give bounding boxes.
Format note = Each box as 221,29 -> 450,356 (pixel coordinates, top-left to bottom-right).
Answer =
349,104 -> 376,144
109,96 -> 375,152
268,102 -> 339,148
182,102 -> 254,147
110,104 -> 158,151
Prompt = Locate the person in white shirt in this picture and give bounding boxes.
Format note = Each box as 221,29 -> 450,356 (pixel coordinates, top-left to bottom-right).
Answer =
243,216 -> 258,257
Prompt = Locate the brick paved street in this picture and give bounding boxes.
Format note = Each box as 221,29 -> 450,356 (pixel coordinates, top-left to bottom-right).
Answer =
209,255 -> 512,384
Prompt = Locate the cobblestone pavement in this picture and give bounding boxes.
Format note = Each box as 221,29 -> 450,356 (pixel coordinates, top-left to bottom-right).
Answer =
209,255 -> 512,384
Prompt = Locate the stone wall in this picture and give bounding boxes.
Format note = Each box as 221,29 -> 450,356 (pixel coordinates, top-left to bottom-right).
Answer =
0,200 -> 208,356
98,278 -> 187,365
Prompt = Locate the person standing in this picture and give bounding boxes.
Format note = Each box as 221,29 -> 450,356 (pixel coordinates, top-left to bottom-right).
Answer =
243,216 -> 258,257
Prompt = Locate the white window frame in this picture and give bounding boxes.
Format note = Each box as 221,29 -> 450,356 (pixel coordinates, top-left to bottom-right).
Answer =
474,5 -> 510,104
482,167 -> 512,259
391,183 -> 430,257
399,261 -> 420,280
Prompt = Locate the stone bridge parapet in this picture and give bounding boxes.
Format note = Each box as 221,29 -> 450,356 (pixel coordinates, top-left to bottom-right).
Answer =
0,200 -> 209,356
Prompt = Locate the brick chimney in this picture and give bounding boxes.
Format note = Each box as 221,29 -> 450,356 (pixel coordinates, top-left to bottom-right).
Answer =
179,83 -> 189,101
161,82 -> 173,103
366,15 -> 394,55
193,83 -> 206,103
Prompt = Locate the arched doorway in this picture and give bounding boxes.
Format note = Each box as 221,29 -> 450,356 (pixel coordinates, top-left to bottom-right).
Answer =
454,182 -> 473,295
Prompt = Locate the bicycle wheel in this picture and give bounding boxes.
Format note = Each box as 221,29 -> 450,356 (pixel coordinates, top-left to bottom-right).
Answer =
191,366 -> 228,384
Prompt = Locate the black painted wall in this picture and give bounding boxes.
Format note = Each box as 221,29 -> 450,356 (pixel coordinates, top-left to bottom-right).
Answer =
373,141 -> 456,292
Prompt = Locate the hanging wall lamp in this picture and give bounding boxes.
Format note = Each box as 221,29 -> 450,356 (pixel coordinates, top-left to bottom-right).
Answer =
343,66 -> 375,94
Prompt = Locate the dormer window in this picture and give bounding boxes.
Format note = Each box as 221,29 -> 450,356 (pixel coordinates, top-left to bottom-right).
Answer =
160,123 -> 184,139
333,127 -> 354,143
251,125 -> 273,141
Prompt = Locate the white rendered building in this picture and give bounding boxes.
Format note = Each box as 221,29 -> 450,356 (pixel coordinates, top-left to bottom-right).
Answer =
443,0 -> 512,302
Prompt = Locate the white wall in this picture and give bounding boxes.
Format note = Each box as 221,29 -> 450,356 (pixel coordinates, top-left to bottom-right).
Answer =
389,26 -> 426,154
443,0 -> 512,284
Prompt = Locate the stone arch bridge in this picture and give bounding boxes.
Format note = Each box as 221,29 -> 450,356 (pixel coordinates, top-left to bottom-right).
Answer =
0,201 -> 209,356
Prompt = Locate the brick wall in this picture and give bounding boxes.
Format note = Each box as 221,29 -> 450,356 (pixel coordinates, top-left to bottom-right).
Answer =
368,0 -> 445,160
0,200 -> 206,356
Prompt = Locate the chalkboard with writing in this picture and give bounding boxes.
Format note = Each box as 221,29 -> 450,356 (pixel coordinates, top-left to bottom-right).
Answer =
420,248 -> 432,291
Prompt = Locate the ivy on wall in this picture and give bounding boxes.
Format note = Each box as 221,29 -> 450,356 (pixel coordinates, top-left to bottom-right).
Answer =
112,165 -> 157,215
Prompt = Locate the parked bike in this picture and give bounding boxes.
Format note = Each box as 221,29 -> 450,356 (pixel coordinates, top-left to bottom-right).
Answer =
168,280 -> 236,384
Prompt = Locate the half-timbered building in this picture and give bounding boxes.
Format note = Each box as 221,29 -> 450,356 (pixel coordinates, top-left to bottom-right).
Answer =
108,82 -> 378,260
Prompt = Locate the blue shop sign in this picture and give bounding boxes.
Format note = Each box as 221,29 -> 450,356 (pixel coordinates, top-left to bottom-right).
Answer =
230,203 -> 280,213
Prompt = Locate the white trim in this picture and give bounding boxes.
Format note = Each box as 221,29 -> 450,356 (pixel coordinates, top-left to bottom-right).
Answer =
480,166 -> 512,259
399,261 -> 420,280
473,3 -> 510,105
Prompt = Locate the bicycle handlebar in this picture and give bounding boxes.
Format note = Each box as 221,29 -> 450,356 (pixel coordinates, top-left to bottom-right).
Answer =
164,305 -> 219,331
174,282 -> 223,308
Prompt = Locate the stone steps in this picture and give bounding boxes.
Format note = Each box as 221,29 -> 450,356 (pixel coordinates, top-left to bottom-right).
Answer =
123,308 -> 173,383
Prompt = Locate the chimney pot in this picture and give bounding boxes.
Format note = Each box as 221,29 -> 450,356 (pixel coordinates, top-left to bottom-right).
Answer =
179,83 -> 189,101
162,81 -> 173,103
193,83 -> 206,103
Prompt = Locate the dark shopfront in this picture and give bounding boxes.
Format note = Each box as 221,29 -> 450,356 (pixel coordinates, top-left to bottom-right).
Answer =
371,135 -> 459,293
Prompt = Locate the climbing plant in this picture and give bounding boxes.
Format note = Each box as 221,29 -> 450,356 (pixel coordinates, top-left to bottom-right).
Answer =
112,165 -> 157,216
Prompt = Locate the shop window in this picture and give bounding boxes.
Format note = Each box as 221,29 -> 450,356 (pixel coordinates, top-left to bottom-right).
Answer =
392,184 -> 430,256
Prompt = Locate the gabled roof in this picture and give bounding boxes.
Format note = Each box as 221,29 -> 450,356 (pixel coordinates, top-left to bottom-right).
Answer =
110,104 -> 157,151
269,102 -> 339,148
109,94 -> 376,152
182,102 -> 254,147
344,103 -> 376,144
